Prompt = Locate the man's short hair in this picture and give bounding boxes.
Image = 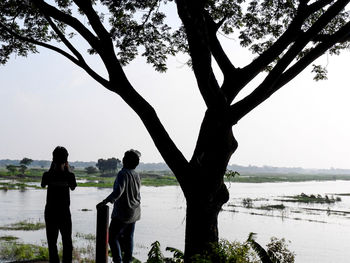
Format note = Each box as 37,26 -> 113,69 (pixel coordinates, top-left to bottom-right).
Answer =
52,146 -> 68,164
123,150 -> 140,169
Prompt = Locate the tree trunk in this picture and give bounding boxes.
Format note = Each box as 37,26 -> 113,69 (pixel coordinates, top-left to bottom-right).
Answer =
181,110 -> 238,262
184,184 -> 229,262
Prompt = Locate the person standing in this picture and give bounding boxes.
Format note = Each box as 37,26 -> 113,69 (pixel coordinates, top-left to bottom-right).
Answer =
97,150 -> 141,263
41,146 -> 77,263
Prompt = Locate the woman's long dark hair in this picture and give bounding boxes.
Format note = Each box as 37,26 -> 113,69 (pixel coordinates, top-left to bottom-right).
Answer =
49,146 -> 69,172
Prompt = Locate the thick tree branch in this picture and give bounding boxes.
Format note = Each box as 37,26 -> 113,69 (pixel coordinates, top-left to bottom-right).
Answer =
223,0 -> 335,103
109,78 -> 190,187
176,0 -> 227,109
50,2 -> 191,182
277,21 -> 350,88
229,0 -> 350,124
21,2 -> 191,185
224,3 -> 307,102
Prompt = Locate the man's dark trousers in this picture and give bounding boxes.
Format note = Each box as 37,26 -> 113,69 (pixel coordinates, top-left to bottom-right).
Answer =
108,217 -> 135,263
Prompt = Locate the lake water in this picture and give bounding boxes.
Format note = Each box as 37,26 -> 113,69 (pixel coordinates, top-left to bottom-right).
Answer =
1,181 -> 350,262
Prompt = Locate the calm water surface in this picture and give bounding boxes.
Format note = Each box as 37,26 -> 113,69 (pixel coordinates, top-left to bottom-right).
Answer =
1,181 -> 350,262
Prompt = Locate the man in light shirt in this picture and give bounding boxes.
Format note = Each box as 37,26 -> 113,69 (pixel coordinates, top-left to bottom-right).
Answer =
97,149 -> 141,263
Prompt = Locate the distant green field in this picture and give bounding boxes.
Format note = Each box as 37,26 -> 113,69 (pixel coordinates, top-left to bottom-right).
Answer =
0,168 -> 179,188
228,173 -> 350,183
1,168 -> 350,189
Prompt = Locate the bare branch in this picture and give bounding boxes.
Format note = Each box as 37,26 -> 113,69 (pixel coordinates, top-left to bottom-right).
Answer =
68,1 -> 191,179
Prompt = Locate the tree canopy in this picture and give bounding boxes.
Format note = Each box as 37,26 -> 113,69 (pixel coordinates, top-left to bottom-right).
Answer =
96,157 -> 121,174
20,157 -> 33,166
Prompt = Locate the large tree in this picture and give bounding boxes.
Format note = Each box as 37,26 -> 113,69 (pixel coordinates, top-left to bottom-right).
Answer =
1,0 -> 350,260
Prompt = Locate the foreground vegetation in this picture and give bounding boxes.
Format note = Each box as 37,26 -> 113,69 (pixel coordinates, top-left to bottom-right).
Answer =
0,219 -> 96,262
0,232 -> 294,263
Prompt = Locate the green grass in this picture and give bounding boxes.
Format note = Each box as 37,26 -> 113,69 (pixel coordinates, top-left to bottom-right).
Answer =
0,220 -> 45,231
0,232 -> 140,263
78,181 -> 113,188
142,176 -> 178,186
0,182 -> 41,190
0,236 -> 19,242
0,242 -> 49,261
276,193 -> 341,204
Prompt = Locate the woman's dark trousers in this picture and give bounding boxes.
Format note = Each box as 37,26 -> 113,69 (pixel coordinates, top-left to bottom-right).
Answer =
45,207 -> 73,263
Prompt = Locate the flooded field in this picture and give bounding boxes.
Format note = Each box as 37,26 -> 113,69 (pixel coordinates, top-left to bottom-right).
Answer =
1,181 -> 350,262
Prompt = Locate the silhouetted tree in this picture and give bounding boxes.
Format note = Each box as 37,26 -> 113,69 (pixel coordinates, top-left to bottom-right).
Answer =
20,158 -> 33,166
85,166 -> 98,174
6,164 -> 17,175
96,158 -> 121,174
19,164 -> 27,175
1,1 -> 350,260
18,158 -> 33,175
108,157 -> 121,173
96,159 -> 107,174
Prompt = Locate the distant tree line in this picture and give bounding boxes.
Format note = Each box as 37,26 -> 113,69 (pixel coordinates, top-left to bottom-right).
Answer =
6,158 -> 33,175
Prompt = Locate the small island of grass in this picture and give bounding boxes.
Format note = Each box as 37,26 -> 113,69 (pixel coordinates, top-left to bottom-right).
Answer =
277,193 -> 341,204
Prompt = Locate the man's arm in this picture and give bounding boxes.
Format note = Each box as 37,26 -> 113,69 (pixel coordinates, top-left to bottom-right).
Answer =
69,173 -> 77,190
41,172 -> 48,188
97,172 -> 126,208
105,172 -> 126,203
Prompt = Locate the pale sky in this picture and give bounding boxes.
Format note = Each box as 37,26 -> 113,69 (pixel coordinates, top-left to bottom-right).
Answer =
1,12 -> 350,169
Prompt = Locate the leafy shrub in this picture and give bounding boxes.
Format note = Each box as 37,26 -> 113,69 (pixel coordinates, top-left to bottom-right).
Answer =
146,234 -> 294,263
266,237 -> 295,263
191,239 -> 259,263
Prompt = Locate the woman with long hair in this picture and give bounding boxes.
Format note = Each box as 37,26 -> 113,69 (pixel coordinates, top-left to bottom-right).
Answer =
41,146 -> 77,263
